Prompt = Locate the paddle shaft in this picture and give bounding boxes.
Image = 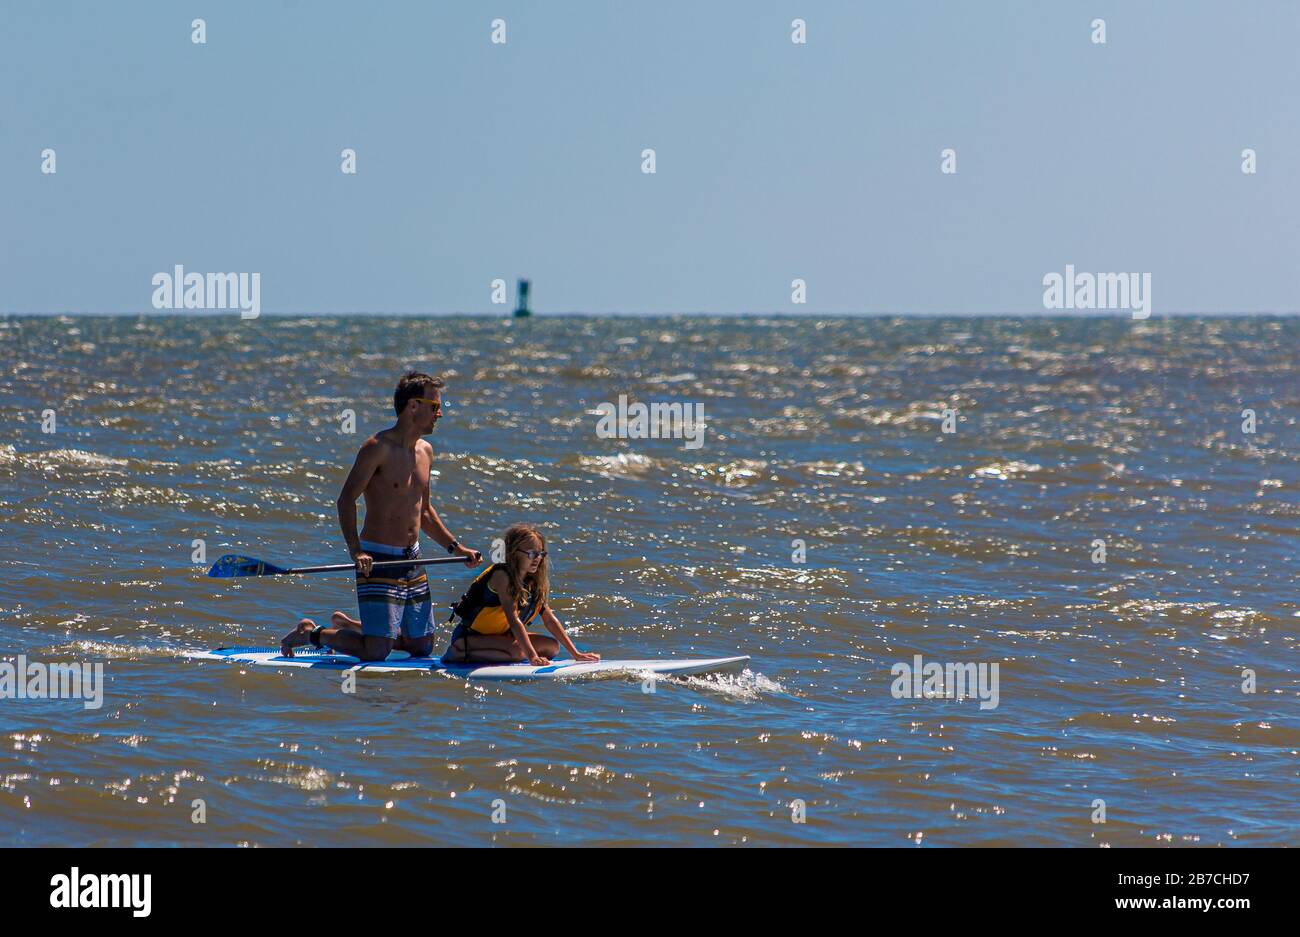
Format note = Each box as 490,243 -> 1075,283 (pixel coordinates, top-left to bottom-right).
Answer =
278,556 -> 473,575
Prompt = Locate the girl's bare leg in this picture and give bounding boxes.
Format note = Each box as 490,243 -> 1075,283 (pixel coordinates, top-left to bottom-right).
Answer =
443,633 -> 560,663
528,634 -> 561,658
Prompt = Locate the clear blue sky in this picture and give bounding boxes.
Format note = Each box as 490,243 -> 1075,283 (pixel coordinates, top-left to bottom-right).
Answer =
2,1 -> 1297,314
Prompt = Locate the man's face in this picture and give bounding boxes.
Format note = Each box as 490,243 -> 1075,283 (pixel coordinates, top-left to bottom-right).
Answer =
412,390 -> 442,433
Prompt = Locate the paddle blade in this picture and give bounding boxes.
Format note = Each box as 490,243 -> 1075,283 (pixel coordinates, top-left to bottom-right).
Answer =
207,554 -> 289,578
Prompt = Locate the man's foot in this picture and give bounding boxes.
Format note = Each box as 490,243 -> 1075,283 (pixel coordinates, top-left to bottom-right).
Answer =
280,618 -> 317,657
330,611 -> 362,631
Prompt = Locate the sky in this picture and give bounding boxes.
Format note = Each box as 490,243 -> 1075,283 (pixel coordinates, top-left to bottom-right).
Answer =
1,1 -> 1297,315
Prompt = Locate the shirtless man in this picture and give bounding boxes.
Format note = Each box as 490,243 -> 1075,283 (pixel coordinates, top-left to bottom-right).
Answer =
279,371 -> 481,661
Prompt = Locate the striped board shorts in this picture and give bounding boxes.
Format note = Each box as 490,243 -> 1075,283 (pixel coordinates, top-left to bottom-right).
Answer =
355,539 -> 433,640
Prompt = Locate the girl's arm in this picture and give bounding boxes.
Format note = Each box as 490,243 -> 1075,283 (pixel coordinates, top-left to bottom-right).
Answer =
495,573 -> 547,665
540,605 -> 600,662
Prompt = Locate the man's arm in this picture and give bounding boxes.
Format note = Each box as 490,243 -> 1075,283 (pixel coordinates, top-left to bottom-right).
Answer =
337,437 -> 384,561
420,443 -> 482,565
419,496 -> 455,551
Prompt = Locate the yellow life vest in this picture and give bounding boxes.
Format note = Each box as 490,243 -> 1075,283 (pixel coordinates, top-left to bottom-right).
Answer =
450,563 -> 542,634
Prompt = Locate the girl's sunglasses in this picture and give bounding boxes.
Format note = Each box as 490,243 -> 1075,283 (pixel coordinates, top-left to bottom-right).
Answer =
519,549 -> 548,560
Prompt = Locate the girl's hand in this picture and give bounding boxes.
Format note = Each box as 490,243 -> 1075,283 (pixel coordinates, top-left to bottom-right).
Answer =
573,651 -> 601,662
528,654 -> 551,666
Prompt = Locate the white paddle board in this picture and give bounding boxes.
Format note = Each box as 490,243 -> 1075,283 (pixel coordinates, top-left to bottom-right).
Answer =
190,646 -> 750,682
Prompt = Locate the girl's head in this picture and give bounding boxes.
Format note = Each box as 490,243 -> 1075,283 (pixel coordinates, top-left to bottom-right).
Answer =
503,523 -> 549,610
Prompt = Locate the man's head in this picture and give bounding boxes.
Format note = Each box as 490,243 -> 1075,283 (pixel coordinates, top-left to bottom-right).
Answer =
394,371 -> 446,432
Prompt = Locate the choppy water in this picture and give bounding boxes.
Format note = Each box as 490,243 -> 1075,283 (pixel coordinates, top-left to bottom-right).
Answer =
0,314 -> 1296,846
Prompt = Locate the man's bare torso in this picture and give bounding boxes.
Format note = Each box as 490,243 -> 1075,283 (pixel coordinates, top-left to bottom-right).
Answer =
359,430 -> 431,547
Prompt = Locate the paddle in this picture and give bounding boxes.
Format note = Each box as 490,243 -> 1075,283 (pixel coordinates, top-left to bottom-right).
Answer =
207,553 -> 473,578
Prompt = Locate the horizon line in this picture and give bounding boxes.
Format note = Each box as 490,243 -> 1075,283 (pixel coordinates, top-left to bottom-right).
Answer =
4,310 -> 1299,318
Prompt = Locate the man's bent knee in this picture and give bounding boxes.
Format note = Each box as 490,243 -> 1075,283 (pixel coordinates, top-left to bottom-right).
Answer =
403,636 -> 434,658
357,638 -> 395,662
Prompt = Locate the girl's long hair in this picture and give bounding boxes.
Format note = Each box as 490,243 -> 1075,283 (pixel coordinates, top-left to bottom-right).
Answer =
502,523 -> 549,613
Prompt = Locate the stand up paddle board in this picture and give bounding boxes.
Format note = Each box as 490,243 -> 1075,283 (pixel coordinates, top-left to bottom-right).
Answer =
190,647 -> 750,682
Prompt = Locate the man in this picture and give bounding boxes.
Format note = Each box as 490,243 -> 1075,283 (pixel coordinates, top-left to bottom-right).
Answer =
280,371 -> 481,661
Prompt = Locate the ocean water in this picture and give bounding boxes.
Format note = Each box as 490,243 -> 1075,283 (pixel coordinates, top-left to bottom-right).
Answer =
0,313 -> 1296,846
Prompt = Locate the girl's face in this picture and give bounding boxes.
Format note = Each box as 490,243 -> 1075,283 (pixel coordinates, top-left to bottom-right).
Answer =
517,534 -> 545,574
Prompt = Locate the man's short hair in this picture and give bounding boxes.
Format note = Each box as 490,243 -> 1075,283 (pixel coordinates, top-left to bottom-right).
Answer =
394,371 -> 445,416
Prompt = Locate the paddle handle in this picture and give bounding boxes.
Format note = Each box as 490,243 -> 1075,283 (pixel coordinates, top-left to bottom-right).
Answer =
284,556 -> 476,575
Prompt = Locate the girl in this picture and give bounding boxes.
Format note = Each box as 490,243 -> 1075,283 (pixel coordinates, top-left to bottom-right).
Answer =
441,523 -> 599,665
317,524 -> 596,666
